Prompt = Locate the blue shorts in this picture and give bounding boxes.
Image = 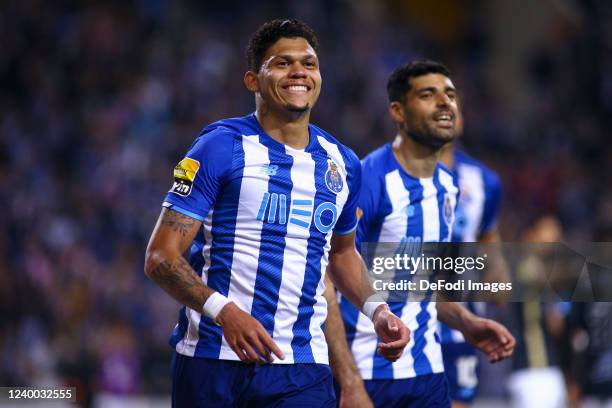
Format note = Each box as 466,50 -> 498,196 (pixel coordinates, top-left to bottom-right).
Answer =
441,342 -> 479,403
335,373 -> 449,408
171,353 -> 336,408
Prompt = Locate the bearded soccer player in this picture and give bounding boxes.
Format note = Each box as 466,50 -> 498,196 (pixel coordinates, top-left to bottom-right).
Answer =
326,61 -> 515,408
144,19 -> 409,408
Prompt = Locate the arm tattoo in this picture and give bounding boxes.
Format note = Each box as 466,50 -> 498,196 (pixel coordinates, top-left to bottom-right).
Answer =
161,209 -> 198,237
148,256 -> 210,309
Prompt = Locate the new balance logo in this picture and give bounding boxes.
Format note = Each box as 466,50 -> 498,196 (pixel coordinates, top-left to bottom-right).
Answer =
260,164 -> 279,176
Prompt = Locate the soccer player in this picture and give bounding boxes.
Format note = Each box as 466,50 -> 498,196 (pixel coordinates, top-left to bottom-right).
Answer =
437,119 -> 506,408
327,61 -> 515,407
143,19 -> 409,408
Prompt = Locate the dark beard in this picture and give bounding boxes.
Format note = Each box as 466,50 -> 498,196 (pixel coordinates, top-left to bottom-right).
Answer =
407,125 -> 454,150
287,104 -> 310,113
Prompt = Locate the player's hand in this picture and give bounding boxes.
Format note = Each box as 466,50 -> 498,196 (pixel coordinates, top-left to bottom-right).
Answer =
462,316 -> 515,363
372,305 -> 410,362
338,383 -> 373,408
216,302 -> 285,364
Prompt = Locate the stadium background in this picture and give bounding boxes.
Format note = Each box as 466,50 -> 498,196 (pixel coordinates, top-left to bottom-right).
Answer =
1,0 -> 610,406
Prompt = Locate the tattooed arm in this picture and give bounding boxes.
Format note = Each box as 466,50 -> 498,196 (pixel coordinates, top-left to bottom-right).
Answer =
144,208 -> 214,310
144,208 -> 284,362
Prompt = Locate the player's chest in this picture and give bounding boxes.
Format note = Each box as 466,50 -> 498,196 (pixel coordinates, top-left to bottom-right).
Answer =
385,183 -> 454,221
229,148 -> 348,232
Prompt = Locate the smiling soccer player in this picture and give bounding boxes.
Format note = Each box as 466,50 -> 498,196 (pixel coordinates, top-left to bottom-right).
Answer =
327,61 -> 515,408
144,19 -> 409,408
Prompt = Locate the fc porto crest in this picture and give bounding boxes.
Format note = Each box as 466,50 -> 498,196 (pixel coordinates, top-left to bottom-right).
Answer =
325,159 -> 344,194
443,193 -> 454,226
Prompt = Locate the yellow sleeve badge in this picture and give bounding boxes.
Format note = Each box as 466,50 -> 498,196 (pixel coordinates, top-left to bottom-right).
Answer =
171,157 -> 200,196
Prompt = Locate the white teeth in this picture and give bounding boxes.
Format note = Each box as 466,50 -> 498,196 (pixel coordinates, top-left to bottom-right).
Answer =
287,85 -> 308,92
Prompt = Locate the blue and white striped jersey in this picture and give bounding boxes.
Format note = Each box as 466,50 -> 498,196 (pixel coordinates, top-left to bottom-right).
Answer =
450,149 -> 501,243
163,113 -> 361,364
339,143 -> 459,380
439,148 -> 502,344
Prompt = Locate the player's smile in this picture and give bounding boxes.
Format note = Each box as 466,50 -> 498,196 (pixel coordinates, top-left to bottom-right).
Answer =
278,80 -> 313,105
432,110 -> 455,129
281,82 -> 311,94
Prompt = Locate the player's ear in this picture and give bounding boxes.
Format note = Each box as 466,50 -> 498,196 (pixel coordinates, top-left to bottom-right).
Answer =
389,101 -> 405,124
244,71 -> 259,92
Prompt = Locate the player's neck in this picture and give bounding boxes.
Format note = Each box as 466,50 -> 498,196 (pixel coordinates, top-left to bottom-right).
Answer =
255,108 -> 311,150
391,134 -> 440,178
439,143 -> 455,168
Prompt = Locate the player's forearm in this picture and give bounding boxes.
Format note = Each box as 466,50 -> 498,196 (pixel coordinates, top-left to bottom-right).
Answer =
436,302 -> 474,333
324,282 -> 365,389
327,249 -> 376,310
144,249 -> 214,311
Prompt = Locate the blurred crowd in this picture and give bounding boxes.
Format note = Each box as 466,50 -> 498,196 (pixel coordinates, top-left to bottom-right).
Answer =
0,0 -> 610,405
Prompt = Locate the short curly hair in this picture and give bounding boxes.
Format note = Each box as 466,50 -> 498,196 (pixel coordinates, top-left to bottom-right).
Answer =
387,60 -> 451,103
246,19 -> 320,72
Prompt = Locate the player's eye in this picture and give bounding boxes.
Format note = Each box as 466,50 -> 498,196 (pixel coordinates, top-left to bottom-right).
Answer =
303,60 -> 317,69
276,60 -> 289,67
420,92 -> 433,99
447,92 -> 457,100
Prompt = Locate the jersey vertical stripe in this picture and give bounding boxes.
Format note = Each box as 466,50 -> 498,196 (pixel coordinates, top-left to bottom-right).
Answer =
379,171 -> 409,242
197,138 -> 246,357
276,147 -> 315,363
218,135 -> 269,359
420,178 -> 440,242
408,177 -> 432,376
250,136 -> 293,339
452,163 -> 484,242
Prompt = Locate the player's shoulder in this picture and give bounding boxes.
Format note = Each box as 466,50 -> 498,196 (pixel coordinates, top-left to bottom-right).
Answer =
358,144 -> 395,194
454,148 -> 500,189
309,123 -> 360,169
361,143 -> 391,170
188,114 -> 259,156
198,114 -> 259,140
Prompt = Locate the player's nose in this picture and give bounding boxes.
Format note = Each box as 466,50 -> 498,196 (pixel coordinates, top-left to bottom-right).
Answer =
435,92 -> 452,107
288,63 -> 307,78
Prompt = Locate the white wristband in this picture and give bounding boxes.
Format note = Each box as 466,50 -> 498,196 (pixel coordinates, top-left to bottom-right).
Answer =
362,294 -> 387,321
202,292 -> 232,321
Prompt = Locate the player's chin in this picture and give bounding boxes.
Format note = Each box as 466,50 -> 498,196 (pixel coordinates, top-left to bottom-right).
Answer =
433,132 -> 455,146
286,103 -> 311,113
437,126 -> 456,138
